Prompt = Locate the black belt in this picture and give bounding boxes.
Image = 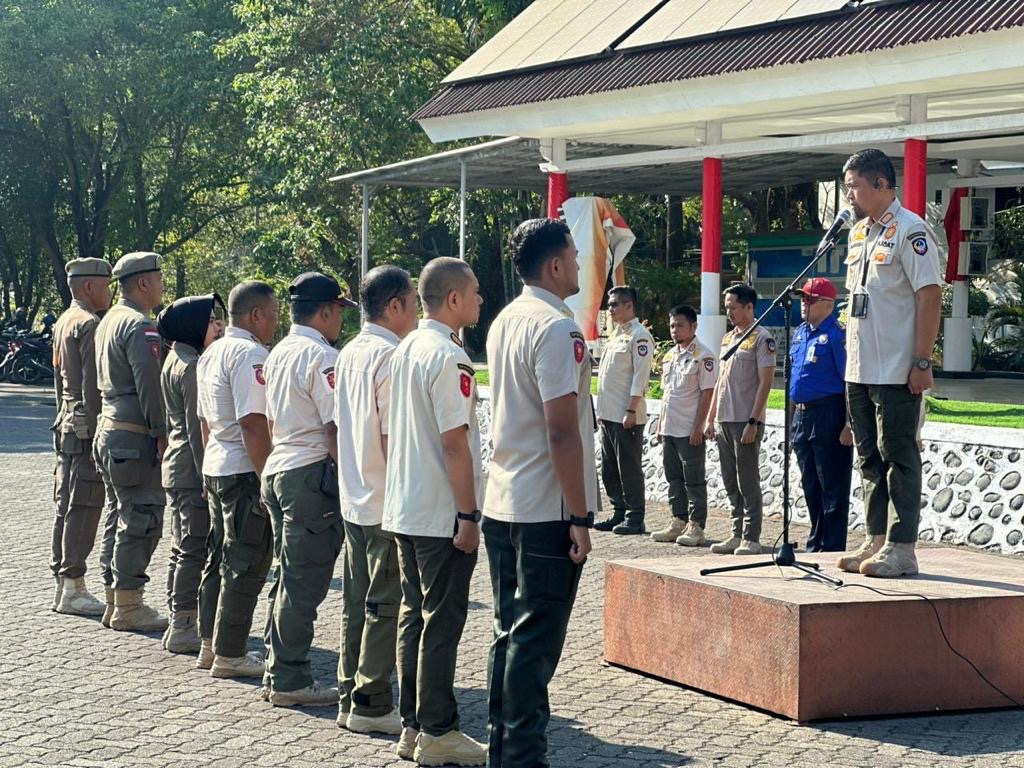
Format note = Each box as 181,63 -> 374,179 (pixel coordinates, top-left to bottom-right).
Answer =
793,394 -> 845,411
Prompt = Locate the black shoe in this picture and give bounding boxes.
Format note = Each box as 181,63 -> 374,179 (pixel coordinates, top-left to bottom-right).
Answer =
594,514 -> 625,532
612,520 -> 645,535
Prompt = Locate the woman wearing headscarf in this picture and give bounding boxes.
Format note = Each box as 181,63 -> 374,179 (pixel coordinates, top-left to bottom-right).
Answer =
157,293 -> 225,654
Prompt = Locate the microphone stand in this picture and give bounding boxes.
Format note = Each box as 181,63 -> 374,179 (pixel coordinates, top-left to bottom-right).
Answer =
700,229 -> 847,586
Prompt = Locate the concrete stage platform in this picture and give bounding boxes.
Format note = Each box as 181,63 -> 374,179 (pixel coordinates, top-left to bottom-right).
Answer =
603,548 -> 1024,721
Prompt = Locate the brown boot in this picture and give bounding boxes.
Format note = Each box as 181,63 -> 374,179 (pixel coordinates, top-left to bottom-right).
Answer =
101,586 -> 115,628
836,534 -> 885,574
110,588 -> 168,632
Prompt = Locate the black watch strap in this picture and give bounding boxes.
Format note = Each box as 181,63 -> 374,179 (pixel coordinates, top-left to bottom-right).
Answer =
569,512 -> 595,528
457,510 -> 482,523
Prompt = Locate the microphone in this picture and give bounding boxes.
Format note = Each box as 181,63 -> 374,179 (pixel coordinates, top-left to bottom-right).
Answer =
818,208 -> 854,251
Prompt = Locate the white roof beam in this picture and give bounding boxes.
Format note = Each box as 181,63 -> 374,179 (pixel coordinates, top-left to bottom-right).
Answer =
558,112 -> 1024,172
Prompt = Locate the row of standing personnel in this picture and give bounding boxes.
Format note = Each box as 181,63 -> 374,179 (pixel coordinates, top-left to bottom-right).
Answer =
48,221 -> 597,768
592,148 -> 942,580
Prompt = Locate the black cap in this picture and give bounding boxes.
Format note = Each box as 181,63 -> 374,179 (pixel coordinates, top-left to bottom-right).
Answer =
288,272 -> 357,307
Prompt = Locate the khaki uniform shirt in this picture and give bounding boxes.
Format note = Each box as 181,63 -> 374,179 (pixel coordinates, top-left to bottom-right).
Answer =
715,326 -> 776,424
845,199 -> 943,385
334,322 -> 399,527
196,326 -> 269,477
94,297 -> 166,437
382,319 -> 481,538
596,317 -> 654,423
659,340 -> 718,438
161,343 -> 204,489
52,300 -> 102,438
263,324 -> 337,477
483,285 -> 599,524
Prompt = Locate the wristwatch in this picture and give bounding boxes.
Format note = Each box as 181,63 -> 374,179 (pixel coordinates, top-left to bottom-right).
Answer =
914,357 -> 933,371
457,510 -> 482,523
569,512 -> 595,528
746,418 -> 764,427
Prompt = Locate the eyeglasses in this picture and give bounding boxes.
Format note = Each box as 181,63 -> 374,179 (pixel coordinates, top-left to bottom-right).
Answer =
801,295 -> 834,305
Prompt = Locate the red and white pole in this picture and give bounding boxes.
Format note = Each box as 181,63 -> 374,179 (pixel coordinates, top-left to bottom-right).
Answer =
547,172 -> 570,219
903,138 -> 927,216
699,157 -> 727,349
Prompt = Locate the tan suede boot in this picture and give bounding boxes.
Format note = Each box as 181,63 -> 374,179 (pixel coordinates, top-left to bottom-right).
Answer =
101,586 -> 115,628
859,542 -> 919,578
56,576 -> 105,616
165,609 -> 202,653
836,534 -> 885,574
110,588 -> 168,632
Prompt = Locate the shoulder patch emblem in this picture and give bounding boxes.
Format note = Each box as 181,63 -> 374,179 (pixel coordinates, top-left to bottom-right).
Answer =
459,372 -> 472,398
569,330 -> 585,342
911,237 -> 929,256
253,363 -> 266,386
574,338 -> 586,364
457,362 -> 475,377
703,358 -> 714,372
323,366 -> 336,390
637,341 -> 649,357
766,338 -> 777,354
144,328 -> 161,360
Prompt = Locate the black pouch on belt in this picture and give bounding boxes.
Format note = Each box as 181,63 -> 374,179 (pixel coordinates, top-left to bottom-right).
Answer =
319,457 -> 339,498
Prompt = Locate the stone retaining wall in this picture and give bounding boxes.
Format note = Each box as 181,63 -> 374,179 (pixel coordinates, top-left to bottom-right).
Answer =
476,391 -> 1024,556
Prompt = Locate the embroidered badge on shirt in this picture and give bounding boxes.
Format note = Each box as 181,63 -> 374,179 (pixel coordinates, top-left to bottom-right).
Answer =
144,329 -> 160,360
449,332 -> 464,348
766,338 -> 777,354
574,339 -> 585,364
324,366 -> 336,390
878,212 -> 894,226
703,358 -> 713,372
911,236 -> 928,255
253,363 -> 265,386
459,372 -> 472,398
885,224 -> 898,239
637,341 -> 649,357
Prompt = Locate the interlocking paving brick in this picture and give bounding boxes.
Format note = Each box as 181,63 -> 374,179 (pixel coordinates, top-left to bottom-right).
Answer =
1,382 -> 1023,767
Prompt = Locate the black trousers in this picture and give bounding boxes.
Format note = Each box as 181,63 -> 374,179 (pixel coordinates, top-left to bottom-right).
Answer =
599,420 -> 646,516
792,396 -> 853,552
482,517 -> 583,768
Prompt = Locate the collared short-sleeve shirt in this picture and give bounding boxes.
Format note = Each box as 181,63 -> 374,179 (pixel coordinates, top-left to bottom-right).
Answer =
483,285 -> 599,524
382,319 -> 481,538
659,339 -> 717,438
196,326 -> 269,477
845,198 -> 943,385
334,322 -> 399,526
263,324 -> 338,477
789,314 -> 846,404
716,325 -> 776,424
596,317 -> 655,423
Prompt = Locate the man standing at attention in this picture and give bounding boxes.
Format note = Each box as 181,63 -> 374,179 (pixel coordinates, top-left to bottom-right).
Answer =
836,148 -> 942,577
195,281 -> 278,679
383,257 -> 486,766
651,304 -> 717,548
50,258 -> 113,615
594,285 -> 654,535
789,277 -> 854,553
705,284 -> 776,556
93,252 -> 169,631
483,218 -> 596,768
262,272 -> 356,706
334,265 -> 418,735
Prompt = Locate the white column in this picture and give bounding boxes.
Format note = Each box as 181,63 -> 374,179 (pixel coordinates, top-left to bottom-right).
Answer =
698,271 -> 727,351
459,160 -> 467,261
942,159 -> 976,373
360,185 -> 370,277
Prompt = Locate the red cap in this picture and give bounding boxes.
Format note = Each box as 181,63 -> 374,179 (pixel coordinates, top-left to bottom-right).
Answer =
796,277 -> 837,300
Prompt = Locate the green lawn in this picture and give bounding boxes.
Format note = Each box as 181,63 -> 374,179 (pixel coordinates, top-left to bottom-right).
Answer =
475,371 -> 1023,429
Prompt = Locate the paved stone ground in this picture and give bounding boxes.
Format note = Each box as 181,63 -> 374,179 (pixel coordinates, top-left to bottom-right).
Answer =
1,381 -> 1022,768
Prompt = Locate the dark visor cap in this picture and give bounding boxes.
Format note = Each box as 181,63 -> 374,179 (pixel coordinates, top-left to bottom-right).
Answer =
288,272 -> 357,308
